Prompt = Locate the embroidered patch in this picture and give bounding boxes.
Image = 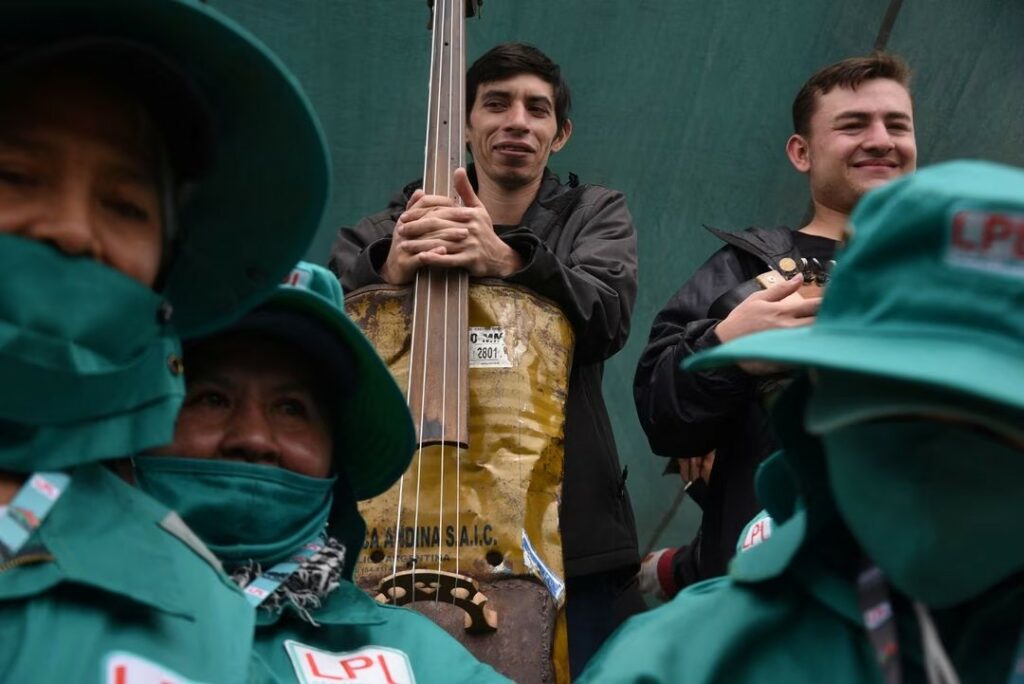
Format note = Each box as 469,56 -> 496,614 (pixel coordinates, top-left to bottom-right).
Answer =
104,652 -> 198,684
739,513 -> 773,552
947,210 -> 1024,278
284,265 -> 314,289
284,641 -> 416,684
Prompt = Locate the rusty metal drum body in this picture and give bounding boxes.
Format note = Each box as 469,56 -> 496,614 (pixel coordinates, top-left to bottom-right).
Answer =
346,279 -> 573,683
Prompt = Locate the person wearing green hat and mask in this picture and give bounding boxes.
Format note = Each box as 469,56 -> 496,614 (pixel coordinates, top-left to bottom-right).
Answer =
0,1 -> 328,681
578,160 -> 1024,684
134,261 -> 511,684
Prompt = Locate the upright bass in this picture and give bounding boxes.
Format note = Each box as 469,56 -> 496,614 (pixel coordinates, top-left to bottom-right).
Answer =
344,1 -> 574,681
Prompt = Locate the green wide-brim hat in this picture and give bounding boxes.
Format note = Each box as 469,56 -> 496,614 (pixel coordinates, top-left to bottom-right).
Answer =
687,160 -> 1024,436
0,0 -> 330,336
221,263 -> 415,502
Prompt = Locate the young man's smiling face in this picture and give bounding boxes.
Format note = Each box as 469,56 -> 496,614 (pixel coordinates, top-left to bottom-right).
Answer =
466,73 -> 572,192
0,71 -> 164,285
788,78 -> 917,215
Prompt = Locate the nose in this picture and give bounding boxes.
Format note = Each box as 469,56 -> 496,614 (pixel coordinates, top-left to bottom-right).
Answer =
861,120 -> 895,154
218,399 -> 281,466
502,101 -> 529,132
29,185 -> 104,261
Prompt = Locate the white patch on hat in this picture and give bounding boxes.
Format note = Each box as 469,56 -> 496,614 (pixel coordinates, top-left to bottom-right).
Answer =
739,513 -> 773,553
283,266 -> 314,290
947,210 -> 1024,278
104,652 -> 197,684
284,641 -> 416,684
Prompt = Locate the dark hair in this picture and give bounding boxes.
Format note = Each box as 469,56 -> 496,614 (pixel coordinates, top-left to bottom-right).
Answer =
792,51 -> 911,136
466,42 -> 571,135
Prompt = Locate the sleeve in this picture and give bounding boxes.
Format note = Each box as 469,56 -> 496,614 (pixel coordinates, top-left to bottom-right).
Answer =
498,188 -> 637,364
327,213 -> 399,293
632,246 -> 759,458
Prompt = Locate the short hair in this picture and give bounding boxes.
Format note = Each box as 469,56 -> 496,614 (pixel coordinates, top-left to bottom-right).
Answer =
792,51 -> 912,136
466,42 -> 572,136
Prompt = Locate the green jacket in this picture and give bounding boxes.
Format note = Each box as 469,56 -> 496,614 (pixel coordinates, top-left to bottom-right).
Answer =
0,464 -> 258,684
579,386 -> 1024,684
251,580 -> 510,683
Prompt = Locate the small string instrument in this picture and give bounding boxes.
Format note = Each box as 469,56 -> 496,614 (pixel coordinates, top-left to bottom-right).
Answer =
707,256 -> 833,320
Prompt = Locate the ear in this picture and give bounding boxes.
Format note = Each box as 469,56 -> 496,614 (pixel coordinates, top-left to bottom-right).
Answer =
551,118 -> 573,153
786,133 -> 811,173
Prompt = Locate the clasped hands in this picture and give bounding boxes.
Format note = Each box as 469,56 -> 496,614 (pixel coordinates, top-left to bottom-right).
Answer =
381,168 -> 524,285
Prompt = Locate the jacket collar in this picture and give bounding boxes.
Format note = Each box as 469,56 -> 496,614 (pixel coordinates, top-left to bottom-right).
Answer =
0,463 -> 226,619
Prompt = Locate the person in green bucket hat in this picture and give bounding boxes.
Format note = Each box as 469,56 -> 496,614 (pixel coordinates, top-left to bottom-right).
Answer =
577,159 -> 1024,684
0,1 -> 328,681
134,261 -> 511,683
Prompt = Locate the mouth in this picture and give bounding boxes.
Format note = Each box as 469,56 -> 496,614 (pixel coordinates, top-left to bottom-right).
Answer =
852,159 -> 900,169
493,142 -> 535,155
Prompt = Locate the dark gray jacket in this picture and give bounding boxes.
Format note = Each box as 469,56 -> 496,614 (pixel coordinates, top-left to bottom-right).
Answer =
329,166 -> 640,577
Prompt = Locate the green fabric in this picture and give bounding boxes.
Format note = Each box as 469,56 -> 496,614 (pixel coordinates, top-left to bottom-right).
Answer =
687,161 -> 1024,427
0,463 -> 258,683
230,262 -> 415,501
808,368 -> 1024,447
577,549 -> 1024,683
823,419 -> 1024,609
0,0 -> 330,337
578,397 -> 1024,684
0,236 -> 184,471
251,580 -> 511,683
134,456 -> 335,567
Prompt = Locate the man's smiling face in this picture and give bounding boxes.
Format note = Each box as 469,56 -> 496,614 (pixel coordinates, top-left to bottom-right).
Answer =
466,73 -> 571,192
791,78 -> 917,214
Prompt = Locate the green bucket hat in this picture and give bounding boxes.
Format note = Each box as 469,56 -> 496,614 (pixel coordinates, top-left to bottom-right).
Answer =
0,0 -> 330,336
687,160 -> 1024,438
209,262 -> 416,501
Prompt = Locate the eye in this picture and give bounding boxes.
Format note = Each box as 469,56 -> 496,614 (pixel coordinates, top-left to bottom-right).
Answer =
276,397 -> 310,418
483,100 -> 507,111
103,196 -> 152,222
185,389 -> 230,409
0,167 -> 38,187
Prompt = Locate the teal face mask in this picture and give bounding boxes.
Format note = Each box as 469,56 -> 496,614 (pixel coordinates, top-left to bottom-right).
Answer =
134,456 -> 336,567
0,235 -> 184,470
823,419 -> 1024,608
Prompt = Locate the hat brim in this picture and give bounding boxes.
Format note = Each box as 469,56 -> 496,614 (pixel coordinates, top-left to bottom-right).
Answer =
686,325 -> 1024,418
1,0 -> 329,336
257,288 -> 415,501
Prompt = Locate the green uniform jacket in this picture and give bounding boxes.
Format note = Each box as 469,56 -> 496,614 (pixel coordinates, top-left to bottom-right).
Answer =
0,464 -> 258,684
579,386 -> 1024,684
252,580 -> 511,683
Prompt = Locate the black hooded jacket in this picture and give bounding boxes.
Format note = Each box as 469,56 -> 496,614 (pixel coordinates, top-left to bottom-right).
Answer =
329,166 -> 640,577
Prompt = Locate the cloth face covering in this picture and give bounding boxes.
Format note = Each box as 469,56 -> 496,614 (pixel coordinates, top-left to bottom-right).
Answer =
822,418 -> 1024,608
134,456 -> 335,567
0,235 -> 183,470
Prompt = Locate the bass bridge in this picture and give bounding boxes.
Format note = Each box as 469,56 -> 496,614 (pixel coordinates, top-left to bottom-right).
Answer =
375,569 -> 498,633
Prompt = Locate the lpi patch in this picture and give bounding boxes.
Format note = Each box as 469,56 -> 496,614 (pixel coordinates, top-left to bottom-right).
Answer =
104,652 -> 198,684
284,641 -> 416,684
947,210 -> 1024,278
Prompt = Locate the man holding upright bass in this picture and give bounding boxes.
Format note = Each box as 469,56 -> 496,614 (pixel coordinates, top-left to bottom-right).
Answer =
331,42 -> 644,677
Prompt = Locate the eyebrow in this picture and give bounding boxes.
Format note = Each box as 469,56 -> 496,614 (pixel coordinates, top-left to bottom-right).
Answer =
480,88 -> 554,108
834,111 -> 913,123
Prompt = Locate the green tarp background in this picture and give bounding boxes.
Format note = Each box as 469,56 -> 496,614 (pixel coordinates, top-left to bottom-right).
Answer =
209,0 -> 1024,567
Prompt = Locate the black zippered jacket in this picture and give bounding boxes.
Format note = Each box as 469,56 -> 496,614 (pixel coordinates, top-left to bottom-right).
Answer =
329,166 -> 640,578
633,225 -> 804,581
